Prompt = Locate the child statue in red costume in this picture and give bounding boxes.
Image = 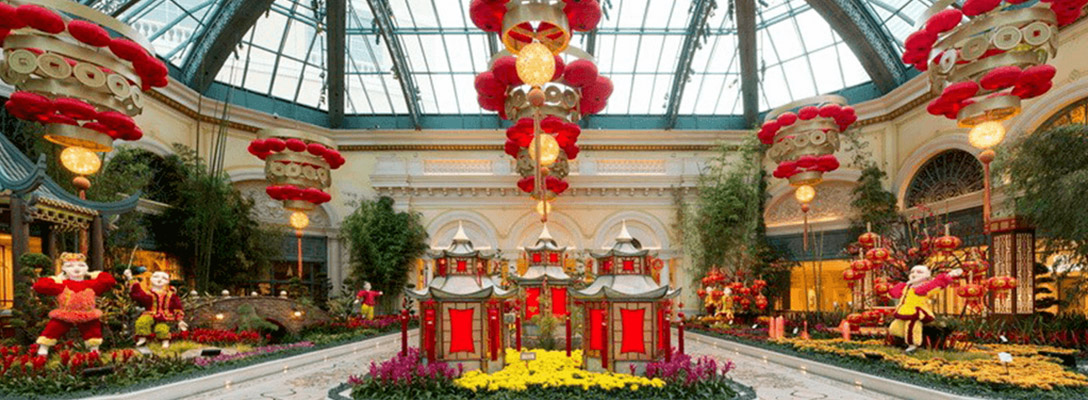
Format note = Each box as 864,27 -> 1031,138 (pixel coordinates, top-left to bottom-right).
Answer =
888,265 -> 962,353
33,252 -> 116,356
124,268 -> 188,348
354,281 -> 383,320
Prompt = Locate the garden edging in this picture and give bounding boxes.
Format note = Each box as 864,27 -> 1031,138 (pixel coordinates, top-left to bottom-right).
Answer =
82,330 -> 416,400
689,331 -> 983,400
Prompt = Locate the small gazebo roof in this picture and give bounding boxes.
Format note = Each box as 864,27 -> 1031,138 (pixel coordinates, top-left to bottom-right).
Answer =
408,221 -> 512,301
572,220 -> 680,301
427,222 -> 496,260
513,225 -> 573,286
590,221 -> 649,259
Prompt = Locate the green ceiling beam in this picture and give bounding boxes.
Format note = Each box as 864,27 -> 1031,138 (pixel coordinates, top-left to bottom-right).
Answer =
366,0 -> 422,129
179,0 -> 276,93
327,0 -> 346,128
736,0 -> 759,127
664,0 -> 717,129
805,0 -> 909,93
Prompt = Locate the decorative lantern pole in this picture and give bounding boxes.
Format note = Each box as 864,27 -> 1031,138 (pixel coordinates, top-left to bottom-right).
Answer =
473,0 -> 609,219
249,128 -> 342,282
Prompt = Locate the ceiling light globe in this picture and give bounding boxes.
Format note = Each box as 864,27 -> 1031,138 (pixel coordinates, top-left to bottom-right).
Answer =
289,211 -> 310,230
968,121 -> 1006,150
516,42 -> 555,87
794,184 -> 816,204
528,133 -> 560,166
60,146 -> 102,176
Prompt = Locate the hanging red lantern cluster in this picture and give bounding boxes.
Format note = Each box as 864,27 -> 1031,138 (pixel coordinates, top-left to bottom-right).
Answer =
475,55 -> 613,120
873,277 -> 892,297
251,129 -> 342,212
851,258 -> 875,272
858,231 -> 881,249
986,275 -> 1018,297
0,2 -> 167,152
504,116 -> 580,197
842,268 -> 864,288
933,233 -> 963,256
470,0 -> 600,48
865,247 -> 892,265
760,96 -> 855,187
906,0 -> 1069,129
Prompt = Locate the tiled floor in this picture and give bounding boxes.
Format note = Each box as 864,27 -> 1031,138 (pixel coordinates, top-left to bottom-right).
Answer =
684,339 -> 901,400
185,333 -> 415,400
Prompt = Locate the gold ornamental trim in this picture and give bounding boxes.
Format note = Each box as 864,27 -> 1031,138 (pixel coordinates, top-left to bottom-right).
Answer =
957,95 -> 1021,127
283,199 -> 316,212
946,51 -> 1047,89
935,6 -> 1057,56
19,75 -> 138,116
10,0 -> 153,50
4,34 -> 142,85
43,123 -> 113,152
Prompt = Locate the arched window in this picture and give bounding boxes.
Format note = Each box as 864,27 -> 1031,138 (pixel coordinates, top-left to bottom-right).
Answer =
1036,97 -> 1088,132
904,150 -> 984,208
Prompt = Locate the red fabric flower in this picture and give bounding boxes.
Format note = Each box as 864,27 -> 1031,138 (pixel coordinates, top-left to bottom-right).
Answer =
285,138 -> 307,152
564,59 -> 598,87
0,4 -> 25,30
307,143 -> 327,156
541,115 -> 564,133
474,71 -> 505,97
579,95 -> 605,115
504,140 -> 521,157
925,9 -> 962,34
962,0 -> 1001,17
17,5 -> 64,34
582,75 -> 613,103
478,94 -> 505,111
564,144 -> 579,160
492,56 -> 522,86
55,98 -> 97,120
517,176 -> 535,193
47,114 -> 78,126
776,111 -> 797,127
979,66 -> 1021,90
798,106 -> 819,120
818,104 -> 842,119
565,0 -> 602,31
941,81 -> 979,102
1021,64 -> 1056,85
901,49 -> 926,65
796,155 -> 818,169
469,0 -> 505,32
817,154 -> 840,172
265,137 -> 287,152
108,38 -> 148,62
81,122 -> 113,137
904,30 -> 937,53
67,20 -> 111,47
10,91 -> 54,115
96,111 -> 135,131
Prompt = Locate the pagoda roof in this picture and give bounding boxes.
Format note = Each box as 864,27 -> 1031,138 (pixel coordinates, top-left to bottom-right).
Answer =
512,266 -> 573,286
569,274 -> 681,301
405,274 -> 514,301
0,133 -> 139,216
590,220 -> 649,258
428,221 -> 495,259
525,224 -> 566,252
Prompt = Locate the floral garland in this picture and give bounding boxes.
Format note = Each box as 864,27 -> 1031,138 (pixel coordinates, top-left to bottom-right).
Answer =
455,349 -> 666,392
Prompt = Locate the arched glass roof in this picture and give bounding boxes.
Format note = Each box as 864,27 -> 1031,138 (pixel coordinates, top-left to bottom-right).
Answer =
82,0 -> 929,129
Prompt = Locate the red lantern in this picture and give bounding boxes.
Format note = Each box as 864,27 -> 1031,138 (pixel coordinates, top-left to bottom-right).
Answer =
865,247 -> 891,264
754,294 -> 768,310
850,259 -> 873,272
846,313 -> 865,325
933,234 -> 962,254
858,232 -> 880,249
874,281 -> 891,297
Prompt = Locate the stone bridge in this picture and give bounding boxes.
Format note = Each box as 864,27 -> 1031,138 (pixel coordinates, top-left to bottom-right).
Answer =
189,296 -> 331,334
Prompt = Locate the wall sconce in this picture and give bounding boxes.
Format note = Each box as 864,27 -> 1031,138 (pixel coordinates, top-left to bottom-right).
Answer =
215,313 -> 225,320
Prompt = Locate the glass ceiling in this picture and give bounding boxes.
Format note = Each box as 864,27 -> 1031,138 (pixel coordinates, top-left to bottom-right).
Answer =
84,0 -> 931,126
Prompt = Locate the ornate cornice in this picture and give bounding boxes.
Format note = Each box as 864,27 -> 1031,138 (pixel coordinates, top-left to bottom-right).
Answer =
342,144 -> 721,152
855,91 -> 936,128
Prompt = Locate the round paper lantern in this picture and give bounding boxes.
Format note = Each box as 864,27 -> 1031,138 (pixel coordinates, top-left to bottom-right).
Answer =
516,42 -> 556,87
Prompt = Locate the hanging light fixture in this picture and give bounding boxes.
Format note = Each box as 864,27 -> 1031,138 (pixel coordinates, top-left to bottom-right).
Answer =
794,184 -> 816,250
60,146 -> 102,176
968,121 -> 1007,150
289,211 -> 310,230
535,199 -> 553,216
516,42 -> 556,88
527,133 -> 560,167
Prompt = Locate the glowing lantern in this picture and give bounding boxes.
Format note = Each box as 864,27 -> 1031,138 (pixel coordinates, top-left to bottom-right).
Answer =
851,259 -> 874,272
794,184 -> 816,204
874,281 -> 892,297
754,294 -> 768,310
535,199 -> 553,215
843,269 -> 863,287
60,146 -> 101,176
528,133 -> 561,166
858,231 -> 880,249
968,121 -> 1006,150
289,211 -> 310,230
865,247 -> 891,265
516,42 -> 556,88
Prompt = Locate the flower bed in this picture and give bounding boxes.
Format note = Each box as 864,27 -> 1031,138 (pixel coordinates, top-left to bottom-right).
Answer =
0,316 -> 403,399
349,347 -> 752,400
176,328 -> 263,345
691,326 -> 1088,400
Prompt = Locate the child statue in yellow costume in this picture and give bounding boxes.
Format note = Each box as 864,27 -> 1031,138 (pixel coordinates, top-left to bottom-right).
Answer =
124,268 -> 188,348
354,281 -> 383,320
888,265 -> 962,353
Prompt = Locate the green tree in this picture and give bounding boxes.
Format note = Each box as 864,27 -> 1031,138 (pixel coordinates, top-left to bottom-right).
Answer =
147,145 -> 281,292
340,196 -> 428,312
999,124 -> 1088,312
849,164 -> 901,236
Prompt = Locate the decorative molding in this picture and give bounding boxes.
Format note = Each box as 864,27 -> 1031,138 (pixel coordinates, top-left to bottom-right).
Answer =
339,144 -> 719,152
423,160 -> 493,175
892,133 -> 979,210
595,159 -> 668,175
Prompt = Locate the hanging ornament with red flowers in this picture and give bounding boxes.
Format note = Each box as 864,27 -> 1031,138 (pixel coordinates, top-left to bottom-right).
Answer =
250,129 -> 343,212
1,2 -> 168,154
907,0 -> 1070,130
761,95 -> 854,187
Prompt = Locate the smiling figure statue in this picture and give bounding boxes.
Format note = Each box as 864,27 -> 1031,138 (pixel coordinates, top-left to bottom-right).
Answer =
32,252 -> 116,356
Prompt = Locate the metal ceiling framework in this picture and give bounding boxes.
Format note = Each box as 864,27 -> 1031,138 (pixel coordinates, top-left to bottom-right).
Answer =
365,0 -> 423,129
90,0 -> 914,130
805,0 -> 909,93
664,0 -> 717,129
176,0 -> 277,92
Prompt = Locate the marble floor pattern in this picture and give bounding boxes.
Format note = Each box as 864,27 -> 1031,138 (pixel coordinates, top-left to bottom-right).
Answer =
185,332 -> 418,400
176,329 -> 899,400
685,336 -> 902,400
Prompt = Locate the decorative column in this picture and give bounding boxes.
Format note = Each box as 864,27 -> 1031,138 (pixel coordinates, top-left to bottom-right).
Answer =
90,215 -> 104,270
10,195 -> 29,311
989,218 -> 1034,315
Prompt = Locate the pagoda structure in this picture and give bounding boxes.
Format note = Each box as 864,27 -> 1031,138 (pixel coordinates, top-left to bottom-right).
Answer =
406,222 -> 514,372
512,225 -> 574,338
572,221 -> 680,373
